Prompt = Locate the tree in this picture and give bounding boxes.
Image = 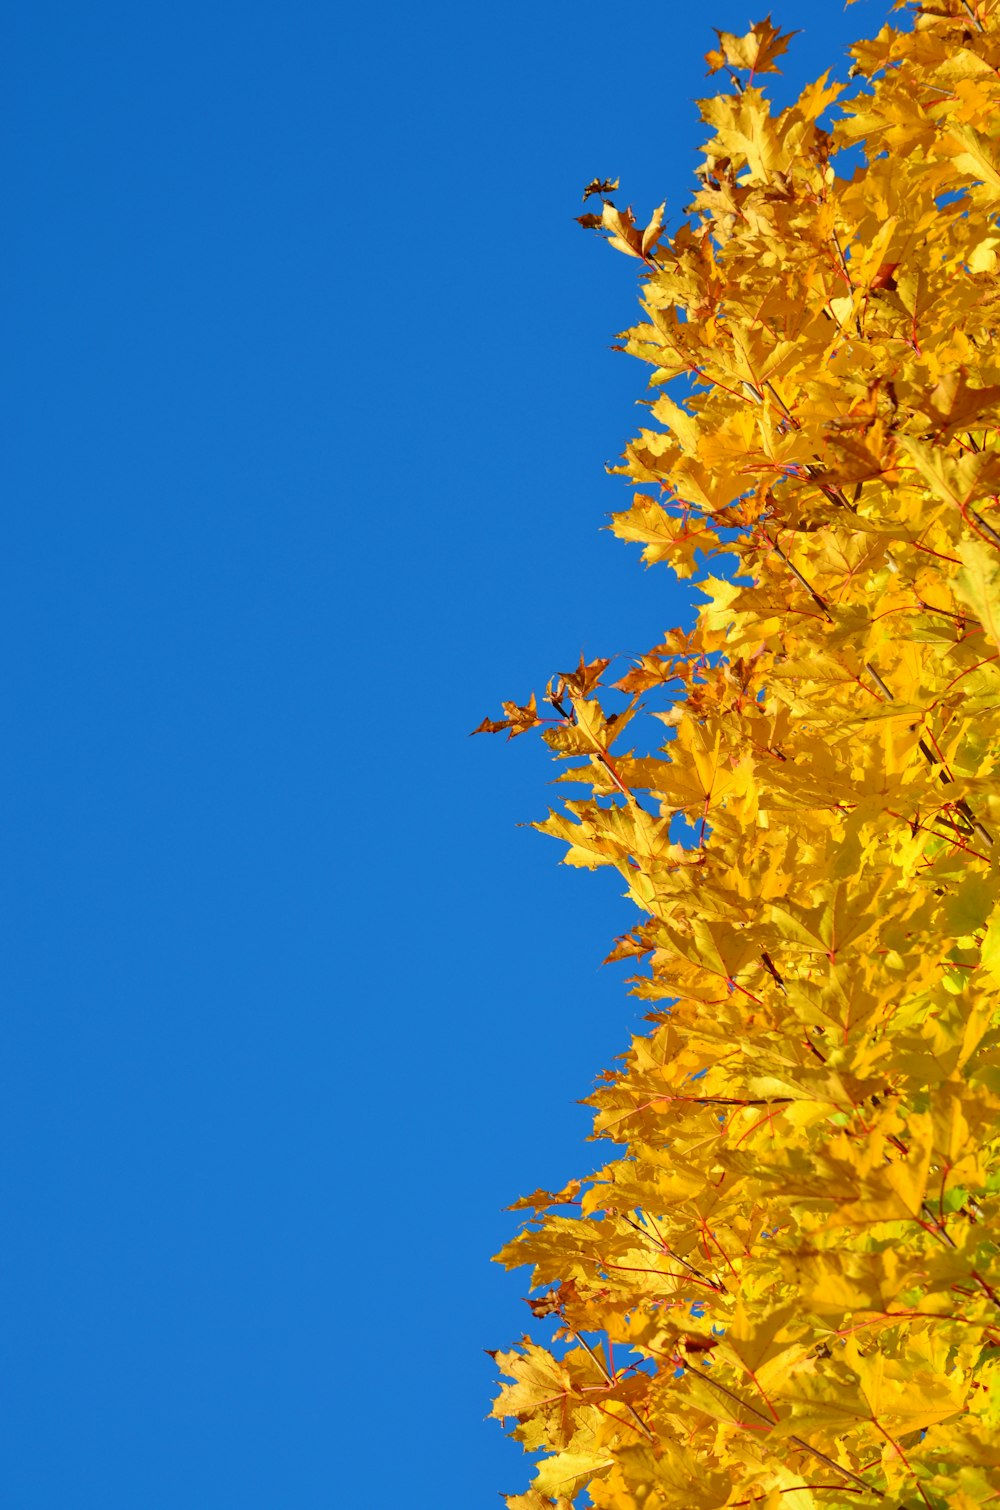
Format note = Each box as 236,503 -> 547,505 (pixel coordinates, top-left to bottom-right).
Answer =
477,5 -> 1000,1505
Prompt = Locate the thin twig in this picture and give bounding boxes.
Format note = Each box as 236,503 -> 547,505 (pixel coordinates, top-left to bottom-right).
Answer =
571,1330 -> 655,1441
863,664 -> 993,847
550,693 -> 639,807
764,532 -> 834,621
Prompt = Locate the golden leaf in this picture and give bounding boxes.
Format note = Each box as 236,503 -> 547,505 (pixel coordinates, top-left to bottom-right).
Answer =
705,18 -> 799,79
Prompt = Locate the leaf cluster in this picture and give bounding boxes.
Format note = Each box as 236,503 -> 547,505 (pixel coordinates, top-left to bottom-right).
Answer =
480,3 -> 1000,1505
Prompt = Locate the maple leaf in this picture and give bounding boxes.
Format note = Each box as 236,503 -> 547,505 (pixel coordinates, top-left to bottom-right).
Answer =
553,654 -> 611,700
955,537 -> 1000,652
471,692 -> 542,739
924,370 -> 1000,438
507,1181 -> 582,1215
581,175 -> 619,201
705,17 -> 799,80
611,494 -> 722,575
525,1280 -> 578,1318
600,201 -> 666,261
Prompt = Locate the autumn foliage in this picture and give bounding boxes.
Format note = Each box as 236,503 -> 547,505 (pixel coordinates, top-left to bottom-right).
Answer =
477,5 -> 1000,1506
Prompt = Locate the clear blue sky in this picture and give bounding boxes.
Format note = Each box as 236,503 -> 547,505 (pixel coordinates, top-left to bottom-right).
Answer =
6,3 -> 893,1505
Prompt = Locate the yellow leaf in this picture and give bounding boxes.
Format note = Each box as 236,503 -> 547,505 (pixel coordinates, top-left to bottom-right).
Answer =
955,536 -> 1000,653
705,18 -> 799,79
642,202 -> 666,258
532,1451 -> 614,1498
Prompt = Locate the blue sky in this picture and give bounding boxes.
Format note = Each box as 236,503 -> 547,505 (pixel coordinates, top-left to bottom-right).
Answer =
6,3 -> 893,1505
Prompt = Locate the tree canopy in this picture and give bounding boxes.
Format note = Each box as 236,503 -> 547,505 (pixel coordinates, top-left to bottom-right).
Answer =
480,4 -> 1000,1504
